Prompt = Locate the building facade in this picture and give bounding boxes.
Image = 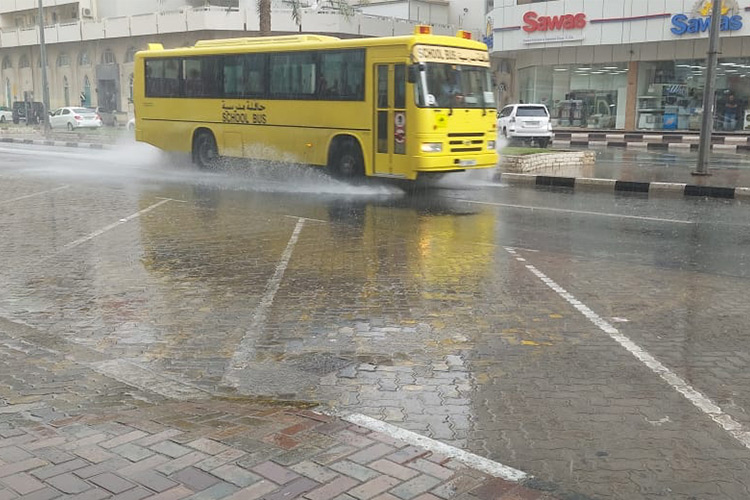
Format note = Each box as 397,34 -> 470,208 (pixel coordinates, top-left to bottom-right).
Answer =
0,0 -> 479,115
488,0 -> 750,132
358,0 -> 487,34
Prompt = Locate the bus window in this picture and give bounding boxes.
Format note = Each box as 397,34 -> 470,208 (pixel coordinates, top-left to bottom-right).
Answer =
394,64 -> 406,109
270,52 -> 316,99
318,50 -> 365,101
224,53 -> 267,98
145,58 -> 181,97
184,57 -> 222,98
245,54 -> 266,96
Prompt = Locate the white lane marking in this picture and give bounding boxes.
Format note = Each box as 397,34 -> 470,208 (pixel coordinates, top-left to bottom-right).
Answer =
508,248 -> 750,450
336,412 -> 529,482
506,246 -> 540,253
223,217 -> 306,385
0,403 -> 46,414
57,198 -> 172,254
283,214 -> 327,223
455,199 -> 694,225
0,185 -> 69,205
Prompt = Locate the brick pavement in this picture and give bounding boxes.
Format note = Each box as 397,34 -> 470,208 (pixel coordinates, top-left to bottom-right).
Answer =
0,402 -> 558,500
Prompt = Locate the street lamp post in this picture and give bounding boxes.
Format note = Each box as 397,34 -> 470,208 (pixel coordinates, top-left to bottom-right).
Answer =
37,0 -> 51,134
694,0 -> 724,176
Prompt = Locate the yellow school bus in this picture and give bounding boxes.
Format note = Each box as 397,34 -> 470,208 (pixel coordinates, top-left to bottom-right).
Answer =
133,27 -> 498,181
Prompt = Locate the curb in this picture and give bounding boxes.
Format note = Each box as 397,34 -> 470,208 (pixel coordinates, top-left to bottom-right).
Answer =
0,137 -> 110,150
551,140 -> 750,152
498,173 -> 750,200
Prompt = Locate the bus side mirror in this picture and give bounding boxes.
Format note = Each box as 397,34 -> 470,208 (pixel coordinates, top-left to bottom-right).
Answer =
408,64 -> 422,84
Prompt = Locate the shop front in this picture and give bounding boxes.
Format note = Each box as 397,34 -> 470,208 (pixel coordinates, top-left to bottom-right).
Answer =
488,0 -> 750,132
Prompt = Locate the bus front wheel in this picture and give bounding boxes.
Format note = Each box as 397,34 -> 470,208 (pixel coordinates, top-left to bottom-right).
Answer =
330,140 -> 364,180
193,131 -> 218,169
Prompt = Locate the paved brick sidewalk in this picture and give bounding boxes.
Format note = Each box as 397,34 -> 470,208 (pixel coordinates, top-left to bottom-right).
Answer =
0,401 -> 559,500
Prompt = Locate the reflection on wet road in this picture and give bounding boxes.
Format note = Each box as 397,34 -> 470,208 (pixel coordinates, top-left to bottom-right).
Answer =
1,142 -> 750,499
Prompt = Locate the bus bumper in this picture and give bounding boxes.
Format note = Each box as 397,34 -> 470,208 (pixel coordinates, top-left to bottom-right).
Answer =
414,152 -> 498,173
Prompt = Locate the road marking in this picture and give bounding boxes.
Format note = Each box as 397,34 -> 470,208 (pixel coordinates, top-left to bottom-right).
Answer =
223,217 -> 306,385
57,198 -> 172,254
455,199 -> 694,225
0,403 -> 46,414
284,214 -> 327,223
507,247 -> 750,450
0,185 -> 69,205
336,412 -> 529,482
89,359 -> 212,401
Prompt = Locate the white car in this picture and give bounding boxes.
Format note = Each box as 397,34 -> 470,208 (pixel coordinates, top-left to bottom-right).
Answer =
49,107 -> 103,131
0,106 -> 12,124
497,104 -> 553,147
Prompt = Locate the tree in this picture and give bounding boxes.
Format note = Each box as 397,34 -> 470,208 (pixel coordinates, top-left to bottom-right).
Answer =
256,0 -> 364,35
258,0 -> 271,35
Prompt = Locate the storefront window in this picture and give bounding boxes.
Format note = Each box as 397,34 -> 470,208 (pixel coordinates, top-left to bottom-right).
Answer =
519,63 -> 628,129
637,58 -> 750,131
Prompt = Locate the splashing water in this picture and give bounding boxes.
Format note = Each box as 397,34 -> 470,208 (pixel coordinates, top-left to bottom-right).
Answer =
10,141 -> 405,198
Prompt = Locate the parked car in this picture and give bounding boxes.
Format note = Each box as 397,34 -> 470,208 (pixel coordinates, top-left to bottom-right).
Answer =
0,106 -> 11,124
12,101 -> 45,125
497,104 -> 553,148
49,107 -> 103,130
96,107 -> 129,127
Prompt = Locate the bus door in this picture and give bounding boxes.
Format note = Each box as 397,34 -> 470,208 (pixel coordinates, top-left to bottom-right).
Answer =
374,63 -> 409,177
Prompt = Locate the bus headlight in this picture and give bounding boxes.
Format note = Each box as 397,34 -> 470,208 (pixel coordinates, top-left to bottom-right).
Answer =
421,142 -> 443,152
487,140 -> 496,150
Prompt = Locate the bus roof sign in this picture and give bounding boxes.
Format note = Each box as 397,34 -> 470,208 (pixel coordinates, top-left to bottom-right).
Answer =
412,45 -> 490,67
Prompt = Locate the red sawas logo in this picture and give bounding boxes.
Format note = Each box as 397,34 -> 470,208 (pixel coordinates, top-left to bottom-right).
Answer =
523,11 -> 587,33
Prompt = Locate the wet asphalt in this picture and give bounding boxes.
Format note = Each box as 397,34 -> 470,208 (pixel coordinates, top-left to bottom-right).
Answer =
1,141 -> 750,499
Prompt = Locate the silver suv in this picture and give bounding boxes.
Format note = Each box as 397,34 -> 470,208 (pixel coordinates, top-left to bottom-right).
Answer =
497,104 -> 553,148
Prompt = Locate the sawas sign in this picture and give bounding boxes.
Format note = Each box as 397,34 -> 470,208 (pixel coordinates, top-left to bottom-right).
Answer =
671,0 -> 743,35
523,11 -> 587,33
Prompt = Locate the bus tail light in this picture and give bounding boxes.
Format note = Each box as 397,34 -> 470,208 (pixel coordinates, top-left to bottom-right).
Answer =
421,142 -> 443,152
457,30 -> 472,40
415,25 -> 432,35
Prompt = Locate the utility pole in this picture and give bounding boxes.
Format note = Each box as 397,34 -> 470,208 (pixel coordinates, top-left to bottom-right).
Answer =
694,0 -> 723,176
37,0 -> 51,134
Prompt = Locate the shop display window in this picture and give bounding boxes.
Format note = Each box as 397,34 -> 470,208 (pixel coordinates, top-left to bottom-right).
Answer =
518,63 -> 628,129
637,59 -> 750,131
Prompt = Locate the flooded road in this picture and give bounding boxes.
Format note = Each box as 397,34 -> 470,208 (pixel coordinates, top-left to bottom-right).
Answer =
1,142 -> 750,499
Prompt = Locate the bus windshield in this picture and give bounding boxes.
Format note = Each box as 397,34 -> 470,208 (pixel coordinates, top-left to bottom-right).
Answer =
417,63 -> 495,109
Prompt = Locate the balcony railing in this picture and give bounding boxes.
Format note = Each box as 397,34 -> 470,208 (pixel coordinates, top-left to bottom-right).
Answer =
0,0 -> 84,14
0,5 -> 458,48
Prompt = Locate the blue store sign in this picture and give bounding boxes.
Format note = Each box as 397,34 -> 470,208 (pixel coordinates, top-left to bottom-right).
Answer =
671,13 -> 743,35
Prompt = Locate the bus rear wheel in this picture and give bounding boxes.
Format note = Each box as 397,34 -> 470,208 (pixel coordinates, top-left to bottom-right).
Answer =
330,140 -> 364,180
193,131 -> 219,169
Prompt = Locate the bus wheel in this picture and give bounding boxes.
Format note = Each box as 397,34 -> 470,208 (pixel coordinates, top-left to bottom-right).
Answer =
331,140 -> 364,180
193,131 -> 218,169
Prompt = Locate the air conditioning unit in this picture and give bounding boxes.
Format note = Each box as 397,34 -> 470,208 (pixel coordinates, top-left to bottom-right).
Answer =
81,7 -> 93,18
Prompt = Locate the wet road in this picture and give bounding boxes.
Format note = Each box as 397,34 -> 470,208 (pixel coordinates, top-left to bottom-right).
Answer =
567,146 -> 750,186
1,142 -> 750,499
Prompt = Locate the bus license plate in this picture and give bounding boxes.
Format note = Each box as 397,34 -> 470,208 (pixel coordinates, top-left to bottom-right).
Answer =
459,159 -> 477,167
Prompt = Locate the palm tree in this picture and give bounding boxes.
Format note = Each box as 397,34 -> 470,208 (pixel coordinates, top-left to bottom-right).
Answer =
258,0 -> 271,35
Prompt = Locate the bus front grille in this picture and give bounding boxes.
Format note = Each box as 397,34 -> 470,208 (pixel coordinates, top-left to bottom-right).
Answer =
449,134 -> 484,152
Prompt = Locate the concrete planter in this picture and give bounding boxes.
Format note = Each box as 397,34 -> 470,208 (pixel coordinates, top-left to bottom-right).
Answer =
500,150 -> 596,177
